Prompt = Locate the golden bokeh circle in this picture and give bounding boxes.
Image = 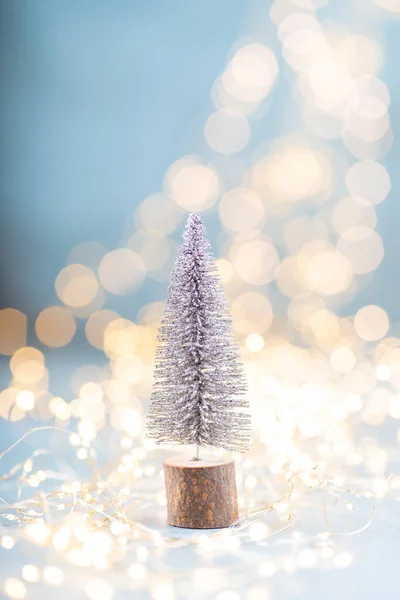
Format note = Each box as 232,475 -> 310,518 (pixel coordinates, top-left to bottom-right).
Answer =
221,43 -> 278,103
234,239 -> 279,285
35,307 -> 76,348
164,158 -> 220,212
337,226 -> 384,274
136,193 -> 183,235
251,142 -> 333,204
246,333 -> 265,352
307,309 -> 339,340
330,347 -> 356,374
354,305 -> 389,341
85,310 -> 120,350
16,390 -> 35,411
0,309 -> 27,356
332,196 -> 377,235
231,292 -> 273,334
55,264 -> 99,308
215,259 -> 234,283
0,387 -> 26,421
204,110 -> 251,154
10,347 -> 46,384
219,187 -> 264,232
345,160 -> 391,205
103,318 -> 137,359
305,250 -> 353,296
98,249 -> 145,295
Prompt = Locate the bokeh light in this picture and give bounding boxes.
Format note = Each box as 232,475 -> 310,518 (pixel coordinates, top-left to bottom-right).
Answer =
67,241 -> 107,270
219,187 -> 264,232
21,565 -> 40,584
345,160 -> 391,205
103,318 -> 138,359
4,579 -> 26,600
135,193 -> 183,235
231,292 -> 273,334
137,237 -> 174,274
234,239 -> 279,285
205,110 -> 251,154
99,249 -> 145,295
221,43 -> 278,103
251,141 -> 333,205
15,390 -> 35,411
308,57 -> 352,107
354,305 -> 389,341
85,309 -> 120,350
164,158 -> 220,212
35,307 -> 76,348
374,0 -> 400,13
246,333 -> 265,352
330,346 -> 356,374
305,249 -> 353,296
349,75 -> 390,119
216,258 -> 234,283
10,347 -> 46,384
55,264 -> 99,308
43,567 -> 64,586
332,196 -> 377,235
84,579 -> 114,600
0,387 -> 25,421
307,309 -> 339,340
0,309 -> 27,356
337,226 -> 384,274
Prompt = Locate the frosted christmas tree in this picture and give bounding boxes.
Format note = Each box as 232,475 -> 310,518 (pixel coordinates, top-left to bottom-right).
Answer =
147,213 -> 251,459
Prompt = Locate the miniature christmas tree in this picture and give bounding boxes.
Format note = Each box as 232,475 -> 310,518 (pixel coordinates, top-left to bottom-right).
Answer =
147,213 -> 251,459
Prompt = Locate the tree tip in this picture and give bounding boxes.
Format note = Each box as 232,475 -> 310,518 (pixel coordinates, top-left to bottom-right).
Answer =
184,214 -> 205,239
187,212 -> 203,224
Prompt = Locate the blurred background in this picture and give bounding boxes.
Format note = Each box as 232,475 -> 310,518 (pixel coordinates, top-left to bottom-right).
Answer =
1,0 -> 400,599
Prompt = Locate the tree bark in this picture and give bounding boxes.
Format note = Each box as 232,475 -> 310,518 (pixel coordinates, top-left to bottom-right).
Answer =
163,455 -> 239,529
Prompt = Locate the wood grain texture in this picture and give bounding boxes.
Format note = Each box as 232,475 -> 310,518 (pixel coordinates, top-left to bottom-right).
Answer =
163,455 -> 239,529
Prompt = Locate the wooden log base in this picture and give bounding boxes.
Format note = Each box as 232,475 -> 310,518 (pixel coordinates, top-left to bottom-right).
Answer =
163,455 -> 239,529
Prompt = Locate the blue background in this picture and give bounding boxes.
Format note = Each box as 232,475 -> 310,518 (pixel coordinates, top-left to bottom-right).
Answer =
1,0 -> 398,318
